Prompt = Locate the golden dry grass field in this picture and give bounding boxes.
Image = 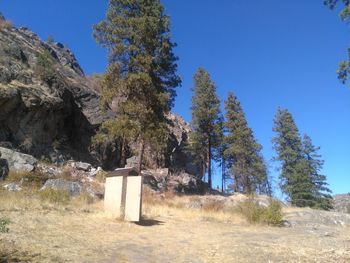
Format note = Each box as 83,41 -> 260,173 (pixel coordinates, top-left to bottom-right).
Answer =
0,189 -> 349,263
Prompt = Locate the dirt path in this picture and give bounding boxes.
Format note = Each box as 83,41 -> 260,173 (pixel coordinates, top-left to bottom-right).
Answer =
1,205 -> 349,263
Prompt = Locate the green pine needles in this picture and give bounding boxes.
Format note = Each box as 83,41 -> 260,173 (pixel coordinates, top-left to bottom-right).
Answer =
224,92 -> 271,195
189,68 -> 223,189
272,108 -> 333,210
93,0 -> 181,171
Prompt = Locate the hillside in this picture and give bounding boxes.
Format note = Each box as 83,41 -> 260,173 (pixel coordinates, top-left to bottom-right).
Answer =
0,15 -> 198,175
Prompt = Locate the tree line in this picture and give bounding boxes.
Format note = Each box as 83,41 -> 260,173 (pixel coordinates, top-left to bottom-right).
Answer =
189,68 -> 333,210
93,0 -> 333,210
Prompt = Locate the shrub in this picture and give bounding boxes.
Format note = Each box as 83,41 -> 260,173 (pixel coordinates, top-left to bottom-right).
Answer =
262,199 -> 284,226
0,218 -> 10,233
96,170 -> 107,183
0,19 -> 12,30
238,197 -> 283,226
74,192 -> 94,205
6,171 -> 49,189
38,188 -> 70,205
346,205 -> 350,214
35,50 -> 57,85
202,199 -> 225,212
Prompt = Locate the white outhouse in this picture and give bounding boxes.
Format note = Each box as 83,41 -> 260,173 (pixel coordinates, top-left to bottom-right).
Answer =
104,167 -> 142,222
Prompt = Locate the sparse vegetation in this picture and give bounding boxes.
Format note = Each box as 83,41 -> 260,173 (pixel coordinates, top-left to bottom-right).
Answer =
5,170 -> 49,188
237,197 -> 283,226
0,218 -> 10,233
74,191 -> 94,205
38,188 -> 70,205
96,170 -> 107,183
35,49 -> 58,85
0,19 -> 13,30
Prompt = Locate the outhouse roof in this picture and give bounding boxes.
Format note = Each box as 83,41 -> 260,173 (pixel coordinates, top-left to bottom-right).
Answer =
106,167 -> 139,177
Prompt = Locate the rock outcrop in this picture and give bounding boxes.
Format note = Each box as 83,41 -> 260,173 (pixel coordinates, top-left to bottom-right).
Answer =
0,17 -> 201,189
0,18 -> 114,165
333,194 -> 350,214
0,147 -> 37,172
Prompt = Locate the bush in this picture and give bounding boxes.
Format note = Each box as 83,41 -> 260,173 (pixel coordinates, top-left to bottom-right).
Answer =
35,50 -> 57,85
202,199 -> 225,212
74,192 -> 94,205
238,197 -> 283,226
0,218 -> 10,233
0,19 -> 12,30
6,171 -> 49,188
38,188 -> 70,205
96,170 -> 107,183
262,199 -> 284,226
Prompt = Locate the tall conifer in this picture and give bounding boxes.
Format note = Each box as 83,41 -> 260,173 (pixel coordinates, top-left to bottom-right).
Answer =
273,108 -> 333,209
302,134 -> 333,210
93,0 -> 181,171
189,68 -> 222,189
224,92 -> 269,194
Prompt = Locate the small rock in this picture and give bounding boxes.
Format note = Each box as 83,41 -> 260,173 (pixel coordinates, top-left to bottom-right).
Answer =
72,162 -> 92,172
88,167 -> 102,177
3,183 -> 22,192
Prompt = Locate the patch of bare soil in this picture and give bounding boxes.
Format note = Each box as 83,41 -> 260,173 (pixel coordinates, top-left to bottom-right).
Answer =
0,194 -> 349,262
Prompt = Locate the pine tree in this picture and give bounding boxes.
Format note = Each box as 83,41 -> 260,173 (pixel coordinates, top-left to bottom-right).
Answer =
273,108 -> 333,209
302,134 -> 333,210
93,0 -> 181,172
189,68 -> 222,189
224,92 -> 269,194
272,108 -> 310,205
324,0 -> 350,86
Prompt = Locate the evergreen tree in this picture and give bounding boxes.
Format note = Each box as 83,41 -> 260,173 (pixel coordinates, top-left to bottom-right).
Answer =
189,68 -> 222,189
273,108 -> 333,209
302,134 -> 333,210
272,108 -> 310,205
93,0 -> 181,172
324,0 -> 350,86
224,92 -> 269,194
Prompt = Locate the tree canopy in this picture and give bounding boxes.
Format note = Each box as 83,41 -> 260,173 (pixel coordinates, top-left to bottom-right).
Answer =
93,0 -> 181,171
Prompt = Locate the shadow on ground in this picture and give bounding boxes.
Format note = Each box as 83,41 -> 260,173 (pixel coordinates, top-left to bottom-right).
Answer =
135,219 -> 164,227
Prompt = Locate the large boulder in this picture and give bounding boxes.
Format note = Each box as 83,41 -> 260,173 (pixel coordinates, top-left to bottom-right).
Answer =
41,179 -> 82,197
0,147 -> 37,172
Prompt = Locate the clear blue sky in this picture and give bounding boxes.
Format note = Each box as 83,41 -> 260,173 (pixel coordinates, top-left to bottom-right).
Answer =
1,0 -> 349,195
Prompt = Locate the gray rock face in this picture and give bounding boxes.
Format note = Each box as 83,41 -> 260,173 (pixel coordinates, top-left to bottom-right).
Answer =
3,183 -> 22,192
333,194 -> 350,214
0,24 -> 113,166
141,169 -> 206,194
0,22 -> 199,175
41,179 -> 82,197
0,147 -> 37,172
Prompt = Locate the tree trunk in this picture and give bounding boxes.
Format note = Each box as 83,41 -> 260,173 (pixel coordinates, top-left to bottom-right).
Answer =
208,138 -> 212,189
221,157 -> 225,193
137,138 -> 145,173
233,174 -> 239,192
120,135 -> 127,168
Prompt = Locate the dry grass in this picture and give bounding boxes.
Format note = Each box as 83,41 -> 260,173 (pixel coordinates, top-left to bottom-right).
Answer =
0,186 -> 349,262
0,19 -> 12,30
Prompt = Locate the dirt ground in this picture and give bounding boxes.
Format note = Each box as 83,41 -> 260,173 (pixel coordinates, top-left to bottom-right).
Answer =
0,194 -> 350,263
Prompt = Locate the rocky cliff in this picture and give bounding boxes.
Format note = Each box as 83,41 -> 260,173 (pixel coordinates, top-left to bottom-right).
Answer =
0,15 -> 198,175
